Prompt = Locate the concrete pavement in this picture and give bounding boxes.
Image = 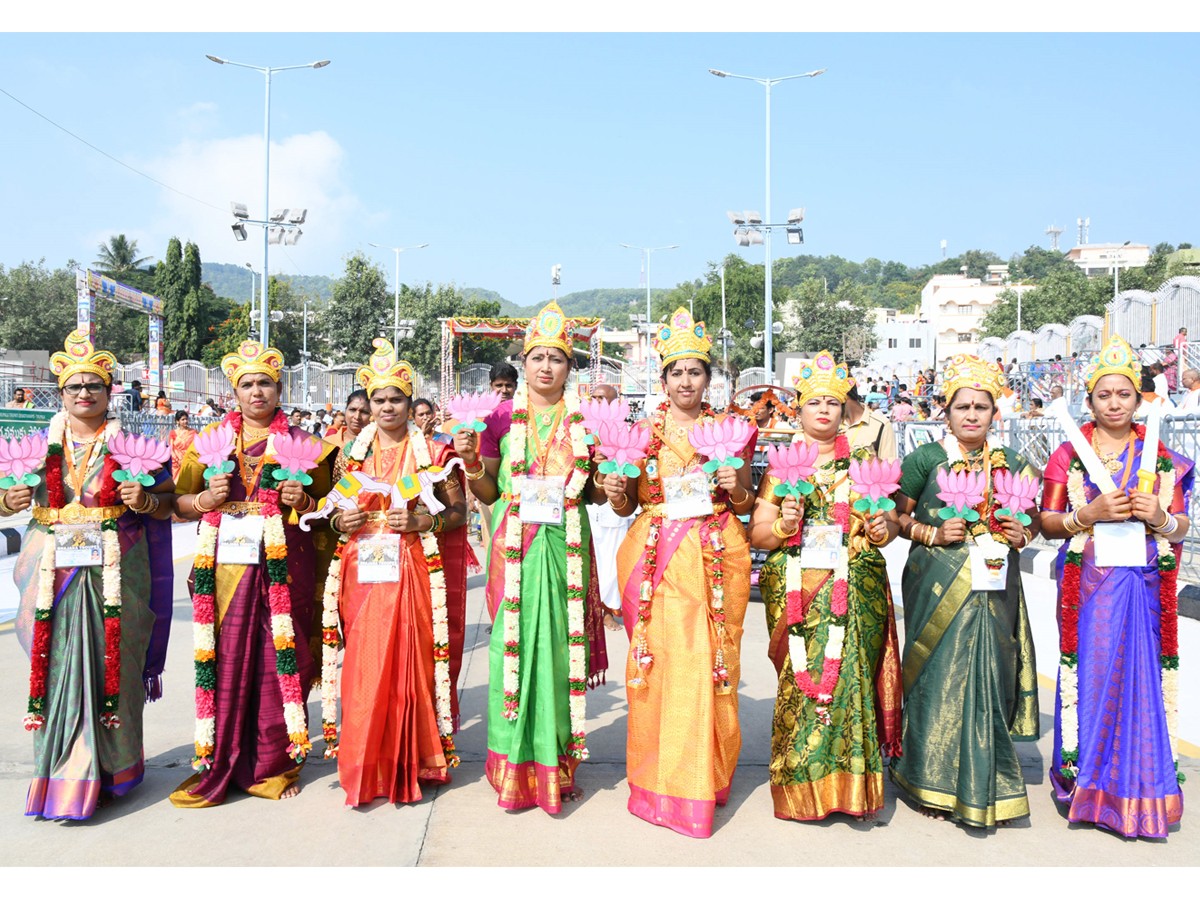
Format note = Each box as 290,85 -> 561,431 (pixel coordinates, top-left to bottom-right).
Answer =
1,531 -> 1196,867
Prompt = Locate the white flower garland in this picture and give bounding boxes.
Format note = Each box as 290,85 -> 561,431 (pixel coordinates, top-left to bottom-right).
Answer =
318,420 -> 457,762
784,448 -> 850,718
501,383 -> 591,758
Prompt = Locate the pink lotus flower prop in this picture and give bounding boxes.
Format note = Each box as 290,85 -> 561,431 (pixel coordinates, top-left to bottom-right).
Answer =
108,431 -> 171,486
993,469 -> 1040,526
447,390 -> 502,433
0,432 -> 48,489
579,396 -> 630,444
935,469 -> 986,522
270,433 -> 323,486
595,421 -> 650,477
689,417 -> 754,473
849,458 -> 902,513
766,440 -> 820,499
194,424 -> 236,481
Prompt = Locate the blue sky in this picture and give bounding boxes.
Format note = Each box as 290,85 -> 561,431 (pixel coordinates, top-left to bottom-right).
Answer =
2,31 -> 1198,305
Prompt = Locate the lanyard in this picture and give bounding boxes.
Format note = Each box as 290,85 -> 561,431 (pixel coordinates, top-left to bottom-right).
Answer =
528,403 -> 564,474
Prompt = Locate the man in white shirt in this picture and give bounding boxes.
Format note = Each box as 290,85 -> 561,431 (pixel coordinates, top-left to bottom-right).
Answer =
586,382 -> 633,630
1178,368 -> 1200,411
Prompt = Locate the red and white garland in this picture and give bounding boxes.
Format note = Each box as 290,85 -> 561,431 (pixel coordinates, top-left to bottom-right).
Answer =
783,434 -> 851,724
25,412 -> 123,731
1057,423 -> 1182,783
631,400 -> 731,691
317,420 -> 458,766
189,410 -> 311,770
502,383 -> 591,759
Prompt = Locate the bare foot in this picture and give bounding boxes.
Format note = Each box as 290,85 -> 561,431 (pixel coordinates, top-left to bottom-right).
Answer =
603,611 -> 621,632
562,786 -> 585,803
856,811 -> 878,822
918,805 -> 945,821
281,783 -> 301,800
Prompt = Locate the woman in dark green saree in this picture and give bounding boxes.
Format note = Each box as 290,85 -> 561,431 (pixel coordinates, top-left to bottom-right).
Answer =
891,354 -> 1040,827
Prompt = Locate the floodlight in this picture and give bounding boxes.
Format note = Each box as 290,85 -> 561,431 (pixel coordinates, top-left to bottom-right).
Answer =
726,211 -> 745,225
786,227 -> 804,245
232,223 -> 248,241
745,211 -> 762,225
787,208 -> 805,224
735,231 -> 751,247
747,230 -> 764,245
282,228 -> 302,246
287,209 -> 307,225
269,209 -> 288,223
230,202 -> 249,219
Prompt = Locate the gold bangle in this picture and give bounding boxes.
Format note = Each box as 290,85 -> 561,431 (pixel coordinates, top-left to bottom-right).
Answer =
771,516 -> 799,541
193,492 -> 215,513
135,493 -> 159,515
465,463 -> 487,482
0,492 -> 13,516
1063,511 -> 1081,535
1021,527 -> 1033,547
733,486 -> 752,506
293,492 -> 315,514
925,525 -> 938,547
610,493 -> 631,512
866,523 -> 887,546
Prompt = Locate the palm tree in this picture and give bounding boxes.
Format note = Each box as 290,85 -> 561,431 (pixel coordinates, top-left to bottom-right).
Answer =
94,234 -> 151,273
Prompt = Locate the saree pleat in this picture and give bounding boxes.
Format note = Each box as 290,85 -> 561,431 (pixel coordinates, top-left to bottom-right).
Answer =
892,442 -> 1038,827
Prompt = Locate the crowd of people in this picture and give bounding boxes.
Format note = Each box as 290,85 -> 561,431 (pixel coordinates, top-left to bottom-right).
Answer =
0,311 -> 1191,843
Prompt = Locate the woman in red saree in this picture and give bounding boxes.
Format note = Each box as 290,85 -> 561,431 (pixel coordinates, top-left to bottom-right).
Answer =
320,339 -> 466,805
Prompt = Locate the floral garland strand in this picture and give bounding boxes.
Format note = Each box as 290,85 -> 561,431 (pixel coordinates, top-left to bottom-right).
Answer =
502,383 -> 591,759
784,435 -> 851,725
24,412 -> 123,731
316,420 -> 459,766
1057,423 -> 1183,784
631,400 -> 725,689
188,410 -> 312,769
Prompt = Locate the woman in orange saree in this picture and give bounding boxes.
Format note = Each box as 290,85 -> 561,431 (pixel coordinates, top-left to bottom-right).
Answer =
605,308 -> 756,838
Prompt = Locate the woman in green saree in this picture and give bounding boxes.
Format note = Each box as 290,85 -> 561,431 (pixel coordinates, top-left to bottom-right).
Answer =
891,354 -> 1040,827
750,351 -> 903,822
453,301 -> 608,814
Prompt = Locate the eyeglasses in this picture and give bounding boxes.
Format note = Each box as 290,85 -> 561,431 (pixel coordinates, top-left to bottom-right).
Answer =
62,383 -> 106,396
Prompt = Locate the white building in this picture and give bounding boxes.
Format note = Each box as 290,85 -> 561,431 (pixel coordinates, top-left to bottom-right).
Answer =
1065,242 -> 1151,276
920,267 -> 1034,364
863,308 -> 935,382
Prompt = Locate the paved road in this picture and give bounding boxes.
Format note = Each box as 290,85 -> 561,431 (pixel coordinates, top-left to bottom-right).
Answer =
1,528 -> 1196,866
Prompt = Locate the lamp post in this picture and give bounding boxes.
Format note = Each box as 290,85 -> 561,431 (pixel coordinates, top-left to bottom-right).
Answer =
620,242 -> 679,398
244,263 -> 257,338
369,241 -> 429,348
709,66 -> 824,384
207,53 -> 330,348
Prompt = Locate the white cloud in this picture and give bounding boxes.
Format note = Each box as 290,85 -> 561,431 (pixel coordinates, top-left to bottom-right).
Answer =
140,130 -> 362,278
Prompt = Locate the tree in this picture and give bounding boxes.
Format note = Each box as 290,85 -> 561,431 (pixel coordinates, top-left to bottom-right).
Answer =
980,268 -> 1110,337
390,283 -> 505,379
264,277 -> 324,365
0,260 -> 79,353
157,238 -> 186,362
776,279 -> 876,364
1008,245 -> 1070,281
93,234 -> 151,273
321,253 -> 391,363
202,301 -> 252,366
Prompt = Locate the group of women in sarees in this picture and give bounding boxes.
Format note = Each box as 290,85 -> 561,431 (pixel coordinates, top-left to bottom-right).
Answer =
4,316 -> 1189,843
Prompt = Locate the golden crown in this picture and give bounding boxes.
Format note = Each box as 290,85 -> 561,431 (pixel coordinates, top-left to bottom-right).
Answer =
221,339 -> 284,386
652,307 -> 711,367
356,338 -> 414,396
792,350 -> 854,404
50,330 -> 117,388
942,354 -> 1005,401
523,300 -> 573,356
1083,335 -> 1140,393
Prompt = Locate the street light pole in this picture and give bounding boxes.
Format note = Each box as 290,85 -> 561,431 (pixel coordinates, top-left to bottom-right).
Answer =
709,67 -> 824,383
620,242 -> 679,398
207,54 -> 330,348
369,242 -> 429,348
